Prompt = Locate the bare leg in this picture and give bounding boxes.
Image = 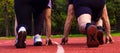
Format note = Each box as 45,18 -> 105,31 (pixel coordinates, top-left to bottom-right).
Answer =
77,14 -> 91,34
78,14 -> 99,47
14,17 -> 18,38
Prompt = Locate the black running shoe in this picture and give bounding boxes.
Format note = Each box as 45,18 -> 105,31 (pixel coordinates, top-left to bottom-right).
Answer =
97,30 -> 104,45
87,25 -> 99,47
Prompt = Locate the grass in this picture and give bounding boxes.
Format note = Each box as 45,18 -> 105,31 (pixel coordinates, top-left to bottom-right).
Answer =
111,32 -> 120,36
0,32 -> 120,40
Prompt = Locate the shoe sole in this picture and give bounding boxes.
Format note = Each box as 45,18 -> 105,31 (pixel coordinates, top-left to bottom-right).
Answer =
97,30 -> 104,45
15,31 -> 27,48
34,42 -> 42,46
87,25 -> 99,47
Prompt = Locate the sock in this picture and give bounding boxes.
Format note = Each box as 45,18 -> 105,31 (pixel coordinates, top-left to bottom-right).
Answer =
85,23 -> 92,31
97,26 -> 104,32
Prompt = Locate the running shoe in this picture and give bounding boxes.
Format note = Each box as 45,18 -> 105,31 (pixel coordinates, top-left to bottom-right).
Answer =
33,34 -> 42,46
87,25 -> 99,47
15,27 -> 27,48
97,30 -> 104,45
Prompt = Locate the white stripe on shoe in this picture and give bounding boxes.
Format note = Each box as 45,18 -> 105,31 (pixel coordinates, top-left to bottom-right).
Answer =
34,34 -> 42,43
18,27 -> 26,33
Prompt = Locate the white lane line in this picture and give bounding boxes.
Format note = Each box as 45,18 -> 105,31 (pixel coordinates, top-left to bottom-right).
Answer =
53,41 -> 64,53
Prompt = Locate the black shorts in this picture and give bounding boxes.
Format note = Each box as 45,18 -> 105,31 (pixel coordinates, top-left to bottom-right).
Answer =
14,0 -> 49,34
14,0 -> 49,13
73,0 -> 106,22
68,0 -> 73,4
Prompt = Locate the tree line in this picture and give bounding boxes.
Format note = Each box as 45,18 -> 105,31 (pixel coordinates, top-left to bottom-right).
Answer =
0,0 -> 120,37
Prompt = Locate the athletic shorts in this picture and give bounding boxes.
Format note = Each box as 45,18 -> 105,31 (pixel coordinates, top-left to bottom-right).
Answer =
48,0 -> 52,8
68,0 -> 73,4
14,0 -> 49,13
73,0 -> 106,22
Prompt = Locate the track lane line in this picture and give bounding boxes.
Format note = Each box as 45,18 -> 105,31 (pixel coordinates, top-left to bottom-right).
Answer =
53,41 -> 64,53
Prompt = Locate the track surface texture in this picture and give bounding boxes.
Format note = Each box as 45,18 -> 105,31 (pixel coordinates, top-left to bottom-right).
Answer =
0,36 -> 120,53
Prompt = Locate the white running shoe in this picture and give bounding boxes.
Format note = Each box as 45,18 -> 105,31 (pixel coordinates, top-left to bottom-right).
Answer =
15,26 -> 27,48
33,34 -> 42,46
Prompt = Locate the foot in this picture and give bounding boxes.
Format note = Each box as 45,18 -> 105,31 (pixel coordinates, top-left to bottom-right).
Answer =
46,38 -> 52,45
15,27 -> 27,48
87,25 -> 99,47
34,34 -> 42,46
61,37 -> 68,45
97,30 -> 104,45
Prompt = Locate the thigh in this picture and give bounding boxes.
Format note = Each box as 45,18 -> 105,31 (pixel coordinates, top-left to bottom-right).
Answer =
77,14 -> 91,34
77,14 -> 91,26
74,6 -> 92,32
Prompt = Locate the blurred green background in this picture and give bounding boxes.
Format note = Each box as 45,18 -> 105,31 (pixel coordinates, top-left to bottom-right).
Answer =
0,0 -> 120,37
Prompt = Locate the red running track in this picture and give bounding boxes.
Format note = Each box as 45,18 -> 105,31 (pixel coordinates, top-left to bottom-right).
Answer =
0,36 -> 120,53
